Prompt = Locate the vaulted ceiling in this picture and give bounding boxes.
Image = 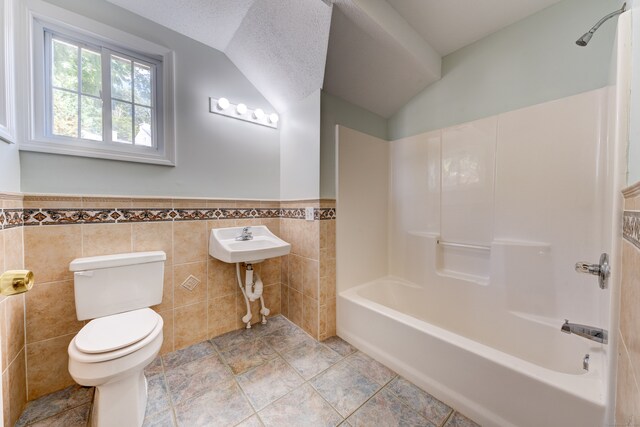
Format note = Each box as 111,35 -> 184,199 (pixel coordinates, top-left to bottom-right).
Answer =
106,0 -> 563,117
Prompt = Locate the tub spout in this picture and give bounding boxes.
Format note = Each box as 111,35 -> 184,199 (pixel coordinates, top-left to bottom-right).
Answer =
561,320 -> 608,344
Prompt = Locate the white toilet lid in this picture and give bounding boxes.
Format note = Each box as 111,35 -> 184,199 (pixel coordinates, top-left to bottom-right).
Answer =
75,308 -> 160,354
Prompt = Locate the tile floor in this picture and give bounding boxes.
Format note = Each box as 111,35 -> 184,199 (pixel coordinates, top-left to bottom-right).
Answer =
15,315 -> 481,427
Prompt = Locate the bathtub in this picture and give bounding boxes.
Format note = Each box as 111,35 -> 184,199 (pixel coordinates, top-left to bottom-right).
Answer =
337,277 -> 606,427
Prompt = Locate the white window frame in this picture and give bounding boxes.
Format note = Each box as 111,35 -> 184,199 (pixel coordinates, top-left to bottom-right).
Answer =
16,0 -> 176,166
0,0 -> 16,144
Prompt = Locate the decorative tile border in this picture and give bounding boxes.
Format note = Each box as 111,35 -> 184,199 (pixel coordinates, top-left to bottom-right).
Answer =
623,211 -> 640,250
19,206 -> 336,226
0,208 -> 24,230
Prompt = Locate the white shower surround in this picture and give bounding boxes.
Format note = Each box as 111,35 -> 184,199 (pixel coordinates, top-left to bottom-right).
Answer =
337,78 -> 626,426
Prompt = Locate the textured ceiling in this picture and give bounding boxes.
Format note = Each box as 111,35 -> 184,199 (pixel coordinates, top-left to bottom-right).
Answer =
226,0 -> 332,113
105,0 -> 566,118
105,0 -> 256,51
106,0 -> 331,113
386,0 -> 564,56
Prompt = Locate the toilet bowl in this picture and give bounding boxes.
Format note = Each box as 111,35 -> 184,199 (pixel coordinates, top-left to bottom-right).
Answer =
68,308 -> 164,427
68,252 -> 166,427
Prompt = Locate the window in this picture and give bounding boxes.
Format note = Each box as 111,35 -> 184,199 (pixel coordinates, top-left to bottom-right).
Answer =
46,31 -> 158,147
18,5 -> 175,166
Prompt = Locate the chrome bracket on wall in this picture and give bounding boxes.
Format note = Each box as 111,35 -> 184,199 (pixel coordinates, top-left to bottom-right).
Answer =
575,253 -> 610,289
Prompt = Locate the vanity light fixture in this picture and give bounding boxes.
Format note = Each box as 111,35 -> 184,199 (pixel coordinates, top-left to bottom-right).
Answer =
209,98 -> 277,129
253,108 -> 265,120
216,97 -> 230,110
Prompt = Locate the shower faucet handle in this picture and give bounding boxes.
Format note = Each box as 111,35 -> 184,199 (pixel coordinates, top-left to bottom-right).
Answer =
575,253 -> 610,290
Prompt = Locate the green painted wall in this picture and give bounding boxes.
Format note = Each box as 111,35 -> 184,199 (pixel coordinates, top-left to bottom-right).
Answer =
20,0 -> 281,198
388,0 -> 623,140
320,91 -> 387,199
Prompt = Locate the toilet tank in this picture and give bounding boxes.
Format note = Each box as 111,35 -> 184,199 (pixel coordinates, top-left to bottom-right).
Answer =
69,251 -> 166,320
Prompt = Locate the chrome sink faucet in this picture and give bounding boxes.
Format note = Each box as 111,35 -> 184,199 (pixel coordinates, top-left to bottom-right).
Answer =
236,227 -> 253,241
561,320 -> 608,344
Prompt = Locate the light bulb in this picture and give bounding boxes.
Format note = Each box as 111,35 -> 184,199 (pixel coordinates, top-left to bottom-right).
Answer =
236,103 -> 247,115
217,97 -> 230,110
269,113 -> 279,124
253,108 -> 265,120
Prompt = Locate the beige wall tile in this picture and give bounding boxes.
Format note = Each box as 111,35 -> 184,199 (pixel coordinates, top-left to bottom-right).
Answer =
326,298 -> 336,338
208,258 -> 237,298
281,255 -> 289,286
302,295 -> 318,339
4,227 -> 23,270
24,226 -> 81,284
617,335 -> 640,426
172,199 -> 208,209
288,255 -> 302,293
206,200 -> 237,209
132,222 -> 173,265
621,242 -> 640,374
173,221 -> 207,264
303,259 -> 319,300
299,221 -> 319,260
2,370 -> 9,427
82,197 -> 132,208
6,294 -> 25,366
207,219 -> 236,230
82,224 -> 132,257
152,265 -> 174,312
23,196 -> 82,209
174,302 -> 207,350
0,301 -> 6,372
131,198 -> 173,209
289,289 -> 303,328
0,231 -> 5,272
26,280 -> 82,343
8,349 -> 26,427
263,283 -> 281,316
159,310 -> 174,355
281,285 -> 289,318
319,305 -> 327,341
27,334 -> 75,400
327,220 -> 336,251
259,258 -> 281,286
208,294 -> 237,338
1,196 -> 23,209
173,262 -> 207,308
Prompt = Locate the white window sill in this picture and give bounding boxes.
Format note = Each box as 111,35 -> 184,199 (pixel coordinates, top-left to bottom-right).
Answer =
20,138 -> 176,166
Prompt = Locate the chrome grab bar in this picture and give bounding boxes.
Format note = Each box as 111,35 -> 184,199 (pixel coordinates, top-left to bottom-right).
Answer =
436,240 -> 490,251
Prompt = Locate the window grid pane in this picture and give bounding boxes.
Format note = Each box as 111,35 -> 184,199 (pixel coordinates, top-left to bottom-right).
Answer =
81,48 -> 101,97
111,55 -> 133,102
52,39 -> 78,91
52,89 -> 78,138
112,100 -> 133,143
47,31 -> 158,149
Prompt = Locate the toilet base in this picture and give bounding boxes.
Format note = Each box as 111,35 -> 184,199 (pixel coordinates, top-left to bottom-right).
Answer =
91,371 -> 148,427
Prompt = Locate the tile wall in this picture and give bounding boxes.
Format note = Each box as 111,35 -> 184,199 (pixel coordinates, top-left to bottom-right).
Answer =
280,200 -> 336,341
0,193 -> 27,427
0,194 -> 337,409
617,183 -> 640,425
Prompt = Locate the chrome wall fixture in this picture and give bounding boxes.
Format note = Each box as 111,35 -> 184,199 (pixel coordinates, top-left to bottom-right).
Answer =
209,97 -> 279,129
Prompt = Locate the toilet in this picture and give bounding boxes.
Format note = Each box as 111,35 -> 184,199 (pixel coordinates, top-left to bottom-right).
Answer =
67,251 -> 166,427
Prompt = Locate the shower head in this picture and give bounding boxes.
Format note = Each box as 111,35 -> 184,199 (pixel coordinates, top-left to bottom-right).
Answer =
576,2 -> 626,47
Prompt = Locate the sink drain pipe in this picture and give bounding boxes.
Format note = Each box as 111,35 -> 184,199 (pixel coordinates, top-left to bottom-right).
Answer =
236,263 -> 270,328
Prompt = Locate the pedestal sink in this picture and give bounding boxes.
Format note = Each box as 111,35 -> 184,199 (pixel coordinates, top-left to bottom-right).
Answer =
209,225 -> 291,328
209,225 -> 291,263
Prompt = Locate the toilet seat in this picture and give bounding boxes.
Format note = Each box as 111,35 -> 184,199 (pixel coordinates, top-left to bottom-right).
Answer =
69,309 -> 163,364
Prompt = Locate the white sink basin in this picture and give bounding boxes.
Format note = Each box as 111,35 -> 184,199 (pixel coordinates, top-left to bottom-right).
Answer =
209,225 -> 291,263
